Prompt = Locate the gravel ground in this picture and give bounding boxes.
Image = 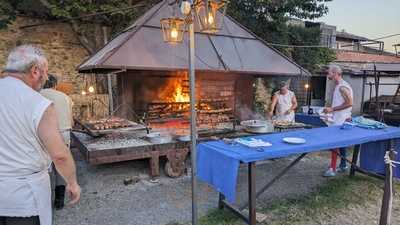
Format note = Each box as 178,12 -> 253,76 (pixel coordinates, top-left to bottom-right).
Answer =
54,148 -> 331,225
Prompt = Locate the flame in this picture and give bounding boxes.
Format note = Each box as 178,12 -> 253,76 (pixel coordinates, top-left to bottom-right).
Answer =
173,84 -> 189,102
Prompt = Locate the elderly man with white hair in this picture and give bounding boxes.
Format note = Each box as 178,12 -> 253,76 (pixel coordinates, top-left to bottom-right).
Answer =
323,64 -> 353,177
0,45 -> 80,225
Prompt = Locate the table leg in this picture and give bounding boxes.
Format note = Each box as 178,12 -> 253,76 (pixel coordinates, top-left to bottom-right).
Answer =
218,193 -> 225,209
350,145 -> 360,177
248,162 -> 256,225
150,152 -> 160,178
239,153 -> 307,211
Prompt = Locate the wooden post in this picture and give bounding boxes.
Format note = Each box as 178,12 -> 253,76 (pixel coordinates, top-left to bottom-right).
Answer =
379,140 -> 395,225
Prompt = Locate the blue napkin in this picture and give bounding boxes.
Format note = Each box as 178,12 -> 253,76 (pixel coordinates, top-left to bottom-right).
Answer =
352,116 -> 387,129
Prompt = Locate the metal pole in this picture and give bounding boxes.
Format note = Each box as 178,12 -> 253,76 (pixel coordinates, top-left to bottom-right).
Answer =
361,72 -> 366,114
103,26 -> 114,115
188,18 -> 198,225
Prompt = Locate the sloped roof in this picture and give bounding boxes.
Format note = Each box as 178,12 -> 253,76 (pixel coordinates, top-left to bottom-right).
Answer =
336,31 -> 370,41
78,0 -> 309,76
361,63 -> 400,72
335,50 -> 400,63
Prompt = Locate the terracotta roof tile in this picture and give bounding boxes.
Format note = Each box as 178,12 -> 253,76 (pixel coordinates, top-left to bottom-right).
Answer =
335,50 -> 400,63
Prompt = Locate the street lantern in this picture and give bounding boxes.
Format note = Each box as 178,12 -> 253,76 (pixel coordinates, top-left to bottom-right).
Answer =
195,0 -> 227,33
159,1 -> 229,224
160,17 -> 185,43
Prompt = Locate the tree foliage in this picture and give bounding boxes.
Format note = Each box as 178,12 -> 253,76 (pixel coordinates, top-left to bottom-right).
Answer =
227,0 -> 336,73
0,0 -> 156,53
47,0 -> 155,35
1,0 -> 336,72
0,0 -> 18,29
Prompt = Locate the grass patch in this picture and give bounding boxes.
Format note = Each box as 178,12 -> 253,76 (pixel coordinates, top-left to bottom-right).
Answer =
200,175 -> 390,225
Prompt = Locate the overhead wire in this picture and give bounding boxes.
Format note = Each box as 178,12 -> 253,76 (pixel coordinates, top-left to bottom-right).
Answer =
17,4 -> 400,50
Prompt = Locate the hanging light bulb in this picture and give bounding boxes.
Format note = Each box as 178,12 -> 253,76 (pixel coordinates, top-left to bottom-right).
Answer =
81,90 -> 87,96
88,86 -> 95,93
160,17 -> 185,43
170,27 -> 179,40
207,12 -> 214,25
305,83 -> 310,89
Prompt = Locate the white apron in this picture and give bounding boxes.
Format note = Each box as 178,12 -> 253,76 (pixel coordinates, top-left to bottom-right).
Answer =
275,91 -> 295,122
0,170 -> 52,225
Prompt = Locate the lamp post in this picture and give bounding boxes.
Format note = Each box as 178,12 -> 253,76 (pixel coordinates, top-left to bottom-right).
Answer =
305,83 -> 312,114
160,1 -> 228,224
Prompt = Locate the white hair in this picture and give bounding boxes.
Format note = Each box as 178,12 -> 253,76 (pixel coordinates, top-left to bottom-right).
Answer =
4,45 -> 47,73
328,64 -> 342,75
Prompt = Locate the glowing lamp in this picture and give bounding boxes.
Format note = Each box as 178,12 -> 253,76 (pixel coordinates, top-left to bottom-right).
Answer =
195,0 -> 228,33
160,17 -> 185,43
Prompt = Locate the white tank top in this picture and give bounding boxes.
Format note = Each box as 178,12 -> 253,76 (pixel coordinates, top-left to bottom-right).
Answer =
275,90 -> 295,122
0,77 -> 52,177
41,88 -> 73,130
332,79 -> 353,125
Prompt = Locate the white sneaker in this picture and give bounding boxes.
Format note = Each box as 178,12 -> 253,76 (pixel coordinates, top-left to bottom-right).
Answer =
337,166 -> 349,173
323,168 -> 336,177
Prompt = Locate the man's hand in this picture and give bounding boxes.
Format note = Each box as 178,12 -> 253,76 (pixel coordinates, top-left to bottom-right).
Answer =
66,182 -> 81,205
267,111 -> 273,118
285,109 -> 292,115
324,107 -> 333,113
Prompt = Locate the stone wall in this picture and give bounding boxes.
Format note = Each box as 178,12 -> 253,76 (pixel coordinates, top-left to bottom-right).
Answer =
0,16 -> 109,120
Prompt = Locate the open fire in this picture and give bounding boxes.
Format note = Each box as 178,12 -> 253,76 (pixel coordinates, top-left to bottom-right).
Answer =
173,84 -> 189,103
145,74 -> 235,132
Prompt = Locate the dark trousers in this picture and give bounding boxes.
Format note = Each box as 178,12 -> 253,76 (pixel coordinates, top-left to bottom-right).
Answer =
339,147 -> 347,168
0,216 -> 40,225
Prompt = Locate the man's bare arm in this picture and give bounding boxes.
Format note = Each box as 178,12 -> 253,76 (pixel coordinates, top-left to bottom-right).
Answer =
37,104 -> 80,204
291,95 -> 298,111
269,94 -> 278,117
332,86 -> 353,111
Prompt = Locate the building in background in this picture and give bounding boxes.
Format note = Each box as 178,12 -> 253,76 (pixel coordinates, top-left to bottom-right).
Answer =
290,20 -> 400,115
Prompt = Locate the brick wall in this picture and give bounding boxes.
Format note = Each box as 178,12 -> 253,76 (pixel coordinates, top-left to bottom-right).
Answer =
116,71 -> 254,121
0,16 -> 109,120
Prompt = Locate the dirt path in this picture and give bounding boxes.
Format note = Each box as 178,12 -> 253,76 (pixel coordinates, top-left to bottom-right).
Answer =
54,149 -> 331,225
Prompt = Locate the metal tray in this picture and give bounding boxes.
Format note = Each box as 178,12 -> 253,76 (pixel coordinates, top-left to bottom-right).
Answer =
78,120 -> 148,137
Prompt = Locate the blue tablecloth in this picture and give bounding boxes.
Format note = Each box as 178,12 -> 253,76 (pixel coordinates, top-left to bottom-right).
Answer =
295,113 -> 327,127
360,139 -> 400,178
197,126 -> 400,203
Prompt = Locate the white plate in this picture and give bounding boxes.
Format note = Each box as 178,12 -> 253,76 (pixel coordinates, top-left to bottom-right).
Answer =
283,137 -> 306,144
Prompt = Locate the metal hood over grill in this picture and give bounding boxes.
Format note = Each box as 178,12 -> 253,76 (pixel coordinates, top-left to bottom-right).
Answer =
78,0 -> 309,76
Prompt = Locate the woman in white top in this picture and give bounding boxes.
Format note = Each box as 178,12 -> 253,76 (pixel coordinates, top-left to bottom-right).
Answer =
268,81 -> 298,122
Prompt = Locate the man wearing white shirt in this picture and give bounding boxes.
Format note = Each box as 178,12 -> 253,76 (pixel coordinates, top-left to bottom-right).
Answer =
0,45 -> 80,225
41,75 -> 74,209
323,64 -> 353,177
